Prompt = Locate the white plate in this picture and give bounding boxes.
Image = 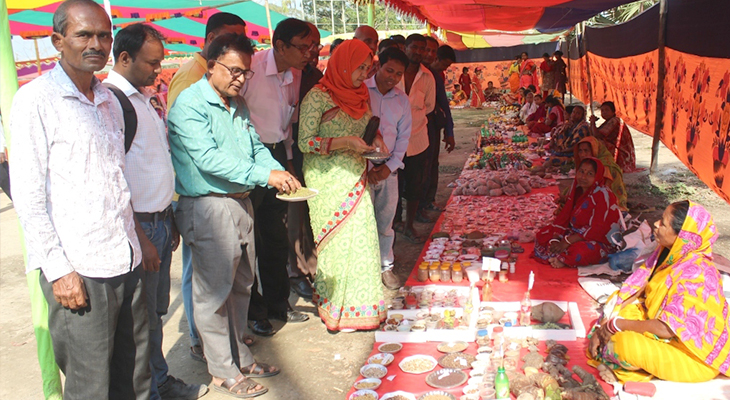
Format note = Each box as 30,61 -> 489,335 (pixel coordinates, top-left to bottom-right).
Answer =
360,364 -> 388,379
275,188 -> 318,202
362,151 -> 390,161
458,254 -> 480,261
353,378 -> 382,391
398,355 -> 438,374
349,389 -> 379,400
381,392 -> 416,400
368,353 -> 395,366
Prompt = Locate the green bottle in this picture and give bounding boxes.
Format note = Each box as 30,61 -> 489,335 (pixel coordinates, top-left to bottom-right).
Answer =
495,366 -> 509,399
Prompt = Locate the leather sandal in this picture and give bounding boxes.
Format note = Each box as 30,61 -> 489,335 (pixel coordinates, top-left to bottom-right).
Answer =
240,362 -> 280,378
212,375 -> 267,398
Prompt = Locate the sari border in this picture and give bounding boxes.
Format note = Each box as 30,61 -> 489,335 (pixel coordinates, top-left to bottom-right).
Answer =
314,170 -> 368,250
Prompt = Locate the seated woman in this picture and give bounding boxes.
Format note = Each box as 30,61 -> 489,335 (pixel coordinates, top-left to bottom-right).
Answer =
590,101 -> 636,172
534,158 -> 621,268
588,201 -> 730,383
525,94 -> 545,129
529,95 -> 566,134
549,105 -> 590,157
483,81 -> 501,101
450,84 -> 468,107
575,137 -> 627,211
502,87 -> 526,106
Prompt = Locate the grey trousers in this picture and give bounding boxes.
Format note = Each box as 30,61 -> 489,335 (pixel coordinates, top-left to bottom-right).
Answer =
175,195 -> 256,379
39,267 -> 151,400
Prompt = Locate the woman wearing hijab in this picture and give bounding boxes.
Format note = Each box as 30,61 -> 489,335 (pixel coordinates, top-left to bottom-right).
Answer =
534,158 -> 622,268
588,201 -> 730,383
298,39 -> 388,332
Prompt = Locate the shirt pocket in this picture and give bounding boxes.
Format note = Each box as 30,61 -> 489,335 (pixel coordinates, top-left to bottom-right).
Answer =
411,91 -> 426,111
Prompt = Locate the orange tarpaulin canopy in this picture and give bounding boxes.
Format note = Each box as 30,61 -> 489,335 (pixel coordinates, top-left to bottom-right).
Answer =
381,0 -> 638,33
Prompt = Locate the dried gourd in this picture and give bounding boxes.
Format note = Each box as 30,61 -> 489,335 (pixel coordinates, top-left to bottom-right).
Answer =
532,302 -> 566,323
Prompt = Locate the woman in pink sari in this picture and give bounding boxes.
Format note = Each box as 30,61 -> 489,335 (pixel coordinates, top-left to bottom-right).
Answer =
519,52 -> 538,89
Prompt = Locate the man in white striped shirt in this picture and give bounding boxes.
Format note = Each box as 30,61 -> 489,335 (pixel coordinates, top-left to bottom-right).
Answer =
104,23 -> 207,400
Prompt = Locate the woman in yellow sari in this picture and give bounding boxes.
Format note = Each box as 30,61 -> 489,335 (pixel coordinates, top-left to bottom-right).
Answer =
507,56 -> 520,94
575,136 -> 627,211
588,201 -> 730,383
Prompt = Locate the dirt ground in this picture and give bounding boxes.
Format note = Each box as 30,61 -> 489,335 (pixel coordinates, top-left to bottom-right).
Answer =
1,106 -> 728,400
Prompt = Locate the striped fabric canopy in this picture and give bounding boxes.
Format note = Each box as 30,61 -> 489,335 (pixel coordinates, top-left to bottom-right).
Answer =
7,0 -> 331,53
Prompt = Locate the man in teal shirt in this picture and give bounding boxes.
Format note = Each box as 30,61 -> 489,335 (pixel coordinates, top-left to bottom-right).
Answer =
169,33 -> 300,397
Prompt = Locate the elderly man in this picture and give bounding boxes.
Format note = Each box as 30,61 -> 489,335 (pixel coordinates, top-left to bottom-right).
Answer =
165,11 -> 248,362
394,34 -> 435,244
11,0 -> 150,398
366,47 -> 412,290
354,25 -> 379,77
169,33 -> 299,398
288,22 -> 323,299
243,18 -> 314,336
104,23 -> 207,400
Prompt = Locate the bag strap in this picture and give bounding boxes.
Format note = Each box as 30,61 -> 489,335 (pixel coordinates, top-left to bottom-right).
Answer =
103,83 -> 137,153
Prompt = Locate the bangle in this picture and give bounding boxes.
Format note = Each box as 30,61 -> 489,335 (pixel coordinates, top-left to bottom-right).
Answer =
564,236 -> 572,245
612,317 -> 623,333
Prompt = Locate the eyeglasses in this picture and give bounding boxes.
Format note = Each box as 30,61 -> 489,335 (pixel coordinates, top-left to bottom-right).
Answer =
215,61 -> 254,80
286,42 -> 322,54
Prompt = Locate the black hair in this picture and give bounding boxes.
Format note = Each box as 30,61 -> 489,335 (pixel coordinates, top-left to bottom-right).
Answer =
454,84 -> 461,89
205,12 -> 245,41
330,38 -> 344,54
389,34 -> 406,44
534,93 -> 542,99
527,84 -> 536,93
53,0 -> 105,36
565,105 -> 575,115
378,38 -> 396,54
669,200 -> 690,234
378,47 -> 408,68
601,101 -> 617,113
405,34 -> 426,47
437,45 -> 456,62
273,18 -> 311,47
578,158 -> 598,174
113,23 -> 165,62
542,53 -> 550,57
462,67 -> 469,73
554,50 -> 563,56
208,33 -> 255,62
521,51 -> 528,57
424,36 -> 438,46
572,105 -> 586,116
544,95 -> 560,106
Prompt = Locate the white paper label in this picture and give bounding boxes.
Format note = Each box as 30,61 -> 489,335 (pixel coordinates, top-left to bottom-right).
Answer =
482,256 -> 501,272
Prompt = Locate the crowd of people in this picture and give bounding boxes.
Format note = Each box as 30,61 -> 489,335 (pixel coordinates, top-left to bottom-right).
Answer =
7,0 -> 460,398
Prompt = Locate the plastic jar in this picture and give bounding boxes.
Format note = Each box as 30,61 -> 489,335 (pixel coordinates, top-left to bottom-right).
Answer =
440,264 -> 451,282
417,263 -> 429,282
429,264 -> 441,282
492,326 -> 505,348
452,264 -> 463,283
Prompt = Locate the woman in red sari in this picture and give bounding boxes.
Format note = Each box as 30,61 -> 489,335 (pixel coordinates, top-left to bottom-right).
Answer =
529,95 -> 566,134
458,67 -> 472,102
519,52 -> 538,89
470,68 -> 486,108
534,157 -> 622,268
590,101 -> 637,172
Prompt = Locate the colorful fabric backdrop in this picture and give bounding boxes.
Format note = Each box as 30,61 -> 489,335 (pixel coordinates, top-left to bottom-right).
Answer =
567,0 -> 730,203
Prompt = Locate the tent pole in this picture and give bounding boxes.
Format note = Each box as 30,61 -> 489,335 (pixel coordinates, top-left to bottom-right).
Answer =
568,30 -> 573,104
0,0 -> 18,142
33,39 -> 42,75
264,0 -> 274,43
330,0 -> 335,33
582,22 -> 594,116
313,0 -> 318,28
367,0 -> 374,27
650,0 -> 668,174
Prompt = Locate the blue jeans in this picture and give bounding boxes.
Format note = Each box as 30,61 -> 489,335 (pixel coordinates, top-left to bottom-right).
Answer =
140,217 -> 173,399
173,201 -> 201,348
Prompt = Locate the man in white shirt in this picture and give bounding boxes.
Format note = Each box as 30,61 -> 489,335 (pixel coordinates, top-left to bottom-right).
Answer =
367,47 -> 412,290
242,18 -> 314,336
104,24 -> 207,400
520,90 -> 538,123
10,1 -> 149,398
395,34 -> 436,244
0,114 -> 8,200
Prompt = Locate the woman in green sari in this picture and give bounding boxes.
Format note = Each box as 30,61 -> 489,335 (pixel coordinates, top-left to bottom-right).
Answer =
298,39 -> 388,332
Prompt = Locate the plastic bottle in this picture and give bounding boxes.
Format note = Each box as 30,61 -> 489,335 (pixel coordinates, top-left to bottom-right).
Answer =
495,366 -> 509,399
520,291 -> 532,326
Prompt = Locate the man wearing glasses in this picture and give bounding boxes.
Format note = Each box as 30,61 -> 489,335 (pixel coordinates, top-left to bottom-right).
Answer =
242,17 -> 315,336
169,33 -> 299,397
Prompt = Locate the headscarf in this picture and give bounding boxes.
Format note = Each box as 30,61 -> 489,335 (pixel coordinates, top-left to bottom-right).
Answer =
554,156 -> 607,227
574,136 -> 628,210
609,202 -> 730,374
315,39 -> 372,119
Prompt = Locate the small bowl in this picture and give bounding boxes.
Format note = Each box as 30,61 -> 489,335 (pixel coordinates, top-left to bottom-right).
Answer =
462,385 -> 480,395
475,353 -> 491,362
467,377 -> 483,386
368,353 -> 395,366
360,364 -> 387,379
479,387 -> 496,400
353,378 -> 382,391
469,369 -> 484,378
349,389 -> 379,400
460,395 -> 479,400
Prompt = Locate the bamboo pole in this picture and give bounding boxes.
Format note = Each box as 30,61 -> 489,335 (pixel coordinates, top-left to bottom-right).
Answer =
582,22 -> 595,116
33,38 -> 42,75
330,0 -> 335,33
313,0 -> 318,27
0,0 -> 18,142
650,0 -> 668,173
341,0 -> 346,34
367,0 -> 374,27
264,0 -> 274,42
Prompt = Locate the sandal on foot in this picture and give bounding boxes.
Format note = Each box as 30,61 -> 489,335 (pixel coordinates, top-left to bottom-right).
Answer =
190,345 -> 206,363
243,336 -> 255,346
212,376 -> 267,398
402,229 -> 426,244
240,362 -> 280,378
